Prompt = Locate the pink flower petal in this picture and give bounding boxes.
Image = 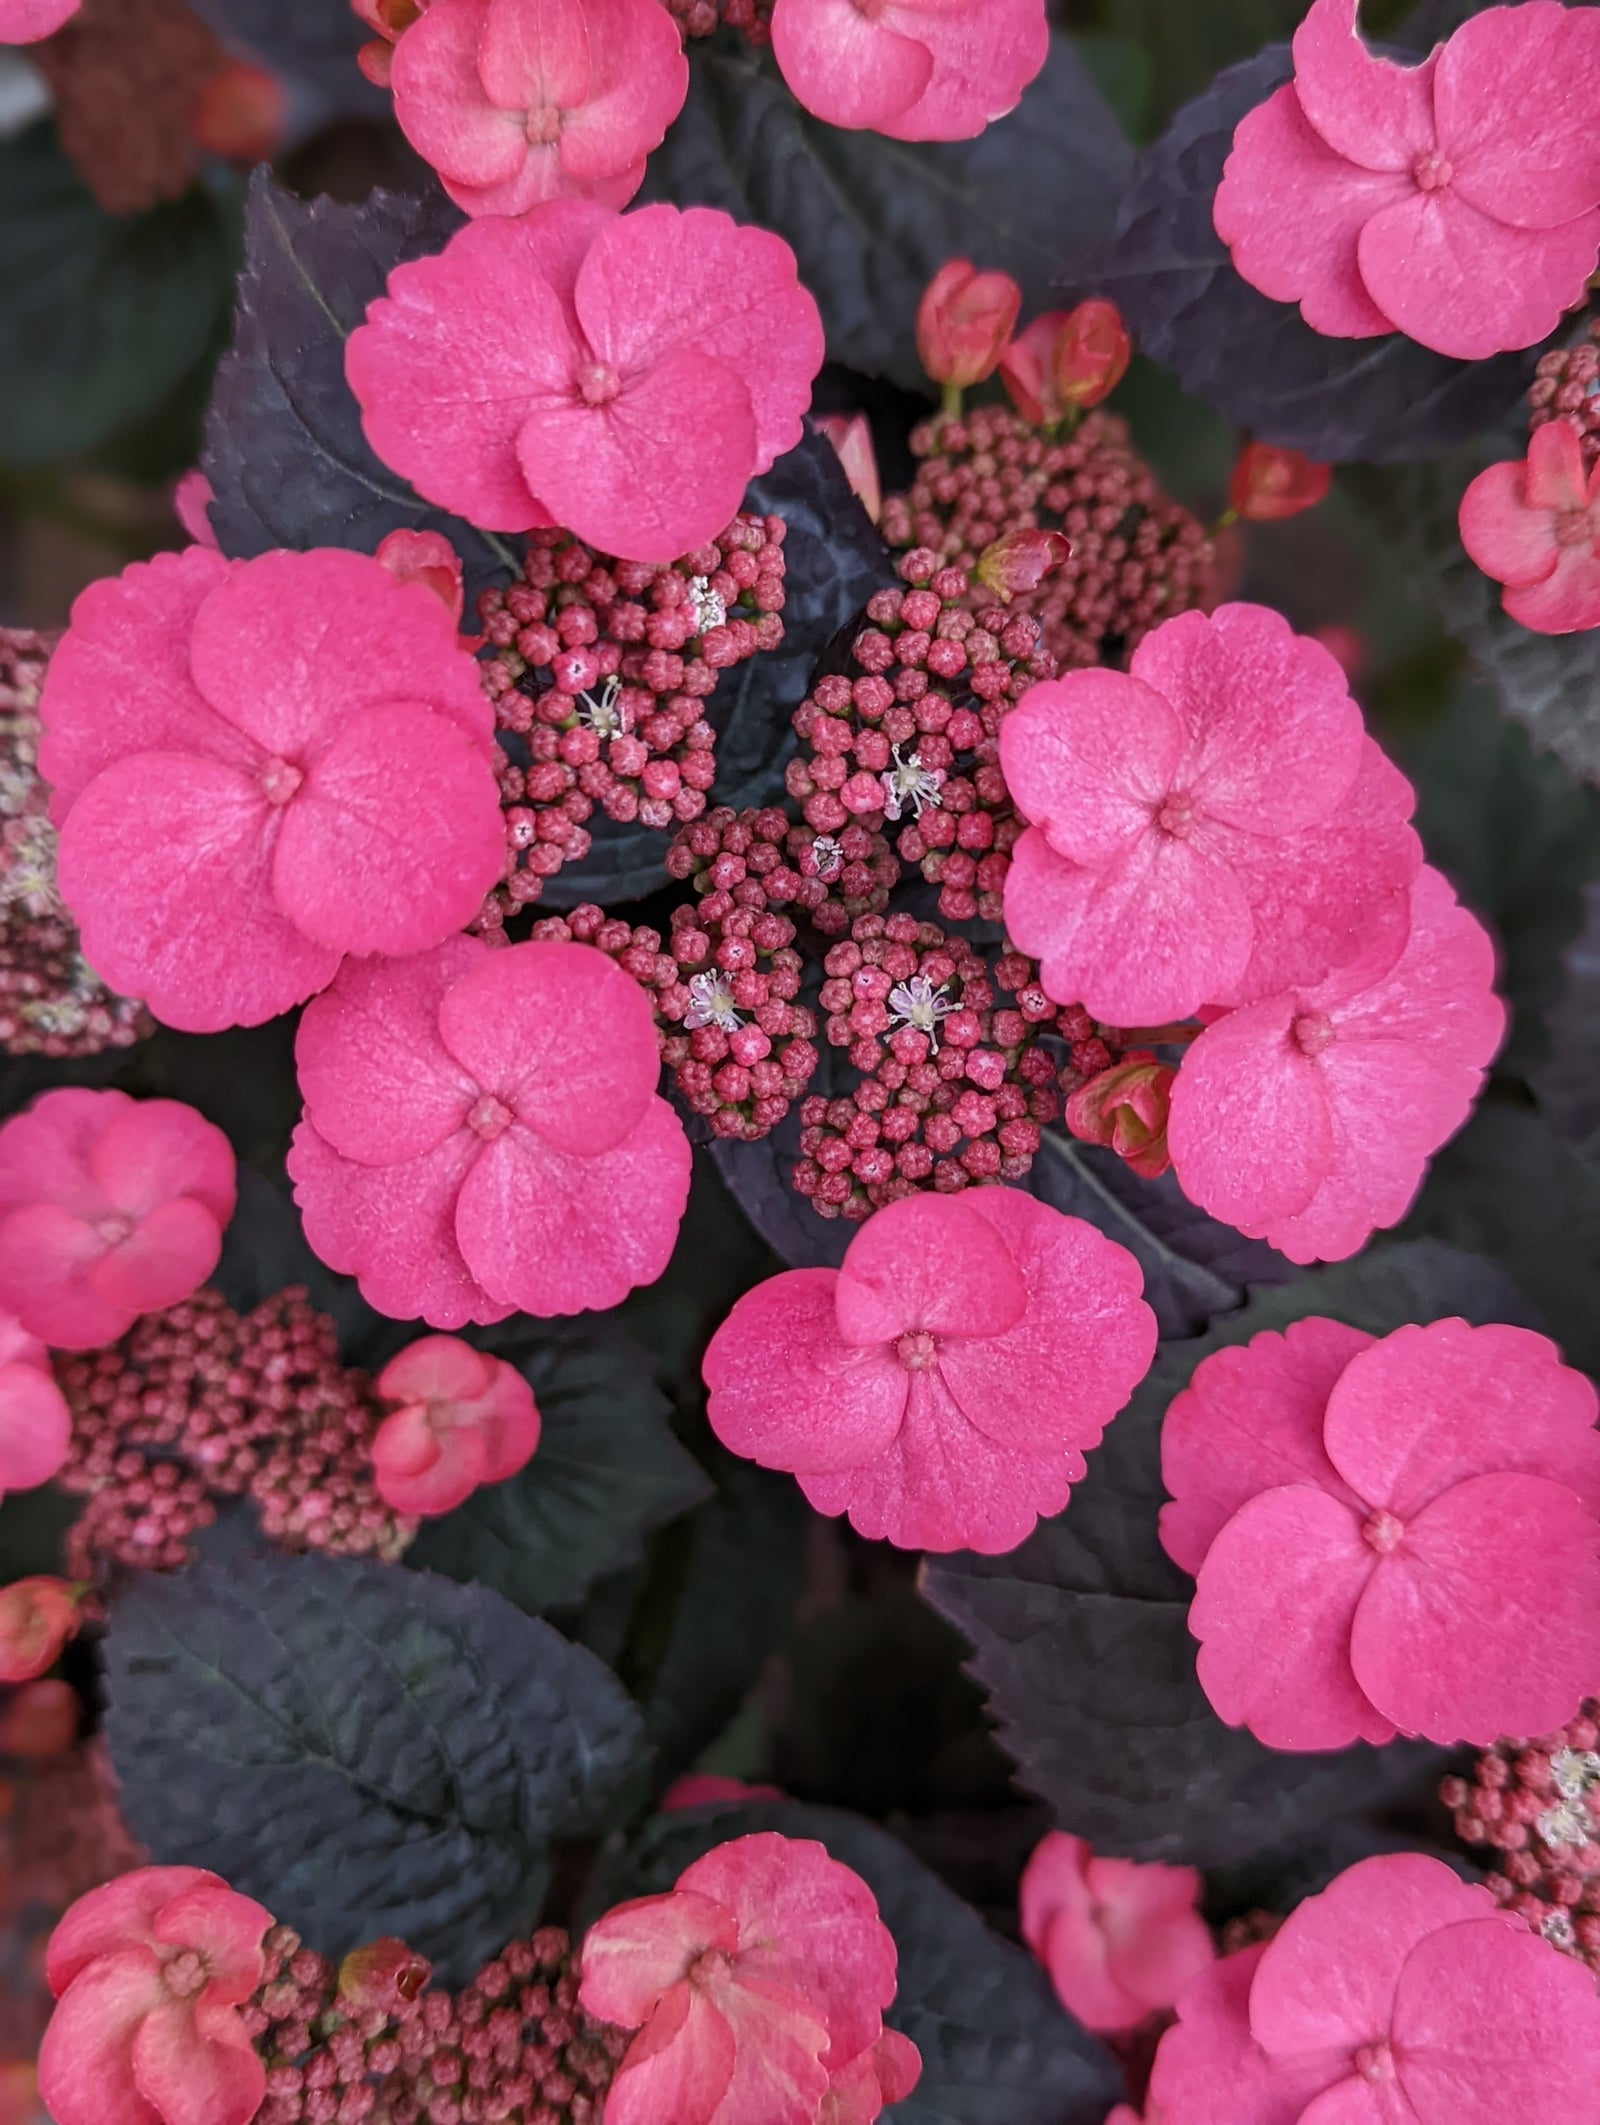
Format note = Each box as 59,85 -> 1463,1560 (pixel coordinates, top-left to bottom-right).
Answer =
1022,1833 -> 1212,2034
1458,457 -> 1564,591
377,1334 -> 497,1408
86,1197 -> 223,1319
1357,192 -> 1600,360
875,0 -> 1048,143
603,1979 -> 738,2125
1094,1856 -> 1215,2019
0,1088 -> 124,1220
38,1948 -> 166,2125
46,1868 -> 221,1994
1000,825 -> 1101,999
149,1881 -> 271,2001
88,1099 -> 235,1227
371,1399 -> 448,1485
479,0 -> 591,107
1289,0 -> 1438,170
1018,1830 -> 1091,1960
770,0 -> 935,133
1503,539 -> 1600,634
0,1203 -> 137,1349
1038,1899 -> 1148,2033
1189,1485 -> 1395,1751
579,1890 -> 741,2028
473,1357 -> 540,1479
1527,418 -> 1593,512
391,0 -> 528,187
552,0 -> 688,187
442,144 -> 642,220
1147,1943 -> 1347,2125
1,0 -> 83,41
1167,996 -> 1333,1239
1433,0 -> 1600,229
0,1359 -> 72,1495
832,1192 -> 1028,1345
698,1965 -> 832,2125
379,1416 -> 489,1516
130,1997 -> 265,2125
998,669 -> 1182,866
1296,2083 -> 1417,2125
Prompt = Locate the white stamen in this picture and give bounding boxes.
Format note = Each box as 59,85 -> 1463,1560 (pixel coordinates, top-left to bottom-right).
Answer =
808,834 -> 844,881
1537,1799 -> 1594,1849
687,575 -> 727,635
880,745 -> 945,824
888,974 -> 957,1053
575,674 -> 626,738
685,970 -> 744,1034
1551,1748 -> 1600,1801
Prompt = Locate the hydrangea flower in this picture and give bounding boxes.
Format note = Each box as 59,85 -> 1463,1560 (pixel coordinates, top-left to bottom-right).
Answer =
1167,865 -> 1503,1262
578,1831 -> 917,2125
289,934 -> 690,1327
1148,1854 -> 1600,2125
703,1189 -> 1156,1553
1000,603 -> 1420,1025
0,0 -> 78,39
769,0 -> 1046,141
1019,1831 -> 1214,2034
389,0 -> 688,216
39,546 -> 503,1032
0,1089 -> 236,1350
1214,0 -> 1600,359
1161,1316 -> 1600,1749
370,1333 -> 540,1515
1459,417 -> 1600,635
0,1310 -> 72,1501
39,1866 -> 274,2125
346,200 -> 825,562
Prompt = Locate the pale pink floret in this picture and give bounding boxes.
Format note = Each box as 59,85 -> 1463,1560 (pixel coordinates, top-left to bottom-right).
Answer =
1146,1942 -> 1344,2125
1018,1830 -> 1215,2035
1167,864 -> 1502,1263
703,1189 -> 1155,1555
0,1089 -> 236,1352
40,1866 -> 273,2125
346,201 -> 826,563
0,1311 -> 72,1500
1459,418 -> 1600,635
371,1333 -> 540,1515
1000,603 -> 1417,1026
390,0 -> 688,217
40,546 -> 503,1033
1214,0 -> 1600,359
770,0 -> 1046,142
289,935 -> 690,1327
1170,1317 -> 1600,1749
0,0 -> 78,39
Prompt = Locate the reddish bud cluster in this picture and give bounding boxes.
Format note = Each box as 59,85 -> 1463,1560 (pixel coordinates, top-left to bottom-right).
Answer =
1528,317 -> 1600,476
667,802 -> 899,940
662,0 -> 773,40
474,517 -> 787,920
33,0 -> 225,213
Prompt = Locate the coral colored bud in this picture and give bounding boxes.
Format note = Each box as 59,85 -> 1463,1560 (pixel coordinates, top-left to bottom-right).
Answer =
1051,298 -> 1131,411
0,1579 -> 81,1684
998,310 -> 1071,424
375,528 -> 466,627
1228,441 -> 1332,522
338,1937 -> 433,2011
0,1678 -> 78,1757
916,261 -> 1022,388
357,38 -> 393,85
976,527 -> 1070,603
1065,1052 -> 1177,1180
814,413 -> 882,524
189,61 -> 285,161
172,468 -> 219,549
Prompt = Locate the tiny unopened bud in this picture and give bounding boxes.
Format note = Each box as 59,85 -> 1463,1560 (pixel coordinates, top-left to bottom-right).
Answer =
998,310 -> 1071,424
976,528 -> 1070,603
1051,299 -> 1131,411
190,61 -> 286,161
0,1578 -> 81,1684
1228,441 -> 1332,522
1064,1051 -> 1176,1179
814,413 -> 882,524
915,261 -> 1022,388
339,1938 -> 432,2012
375,528 -> 466,626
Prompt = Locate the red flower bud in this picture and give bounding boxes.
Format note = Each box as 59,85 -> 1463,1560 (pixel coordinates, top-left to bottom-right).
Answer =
1064,1052 -> 1176,1180
0,1678 -> 78,1758
189,61 -> 286,162
915,261 -> 1022,388
338,1938 -> 433,2012
375,528 -> 466,627
814,412 -> 882,524
0,1579 -> 81,1684
976,527 -> 1071,603
1228,441 -> 1332,522
998,310 -> 1072,424
1051,299 -> 1131,411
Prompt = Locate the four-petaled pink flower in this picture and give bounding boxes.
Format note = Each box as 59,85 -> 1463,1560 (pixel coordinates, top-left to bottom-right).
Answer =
1214,0 -> 1600,359
0,1089 -> 236,1350
703,1189 -> 1156,1554
39,1866 -> 274,2125
770,0 -> 1047,141
39,545 -> 504,1033
346,199 -> 825,563
0,1309 -> 72,1502
1019,1830 -> 1215,2035
289,934 -> 690,1327
1149,1853 -> 1600,2125
578,1830 -> 918,2125
371,1333 -> 541,1515
1459,417 -> 1600,635
1161,1315 -> 1600,1749
390,0 -> 687,217
0,0 -> 78,39
1167,864 -> 1503,1262
1000,603 -> 1421,1026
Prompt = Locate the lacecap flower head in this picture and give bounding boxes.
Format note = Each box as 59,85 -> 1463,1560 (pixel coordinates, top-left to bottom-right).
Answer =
704,1188 -> 1156,1553
1019,1830 -> 1214,2035
769,0 -> 1047,142
1459,416 -> 1600,635
371,1333 -> 540,1515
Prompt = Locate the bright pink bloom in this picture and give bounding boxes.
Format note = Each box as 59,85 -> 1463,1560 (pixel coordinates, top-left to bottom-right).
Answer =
371,1333 -> 540,1514
814,414 -> 882,525
390,0 -> 687,217
0,0 -> 78,39
1000,603 -> 1419,1025
661,1775 -> 785,1811
1163,1316 -> 1600,1749
578,1831 -> 915,2125
1064,1053 -> 1176,1181
0,1311 -> 71,1501
170,471 -> 218,549
769,0 -> 1047,142
40,1866 -> 273,2125
0,1089 -> 235,1350
346,201 -> 825,563
914,262 -> 1022,388
0,1577 -> 82,1683
1214,0 -> 1600,359
1228,441 -> 1331,522
1459,418 -> 1600,635
703,1189 -> 1155,1554
1019,1831 -> 1214,2035
289,934 -> 690,1327
40,545 -> 503,1033
1167,864 -> 1502,1263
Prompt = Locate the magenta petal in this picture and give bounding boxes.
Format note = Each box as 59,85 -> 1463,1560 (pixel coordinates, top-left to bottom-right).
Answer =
1503,540 -> 1600,634
1095,1860 -> 1215,2020
998,669 -> 1180,864
1,0 -> 83,40
1189,1486 -> 1394,1751
378,1334 -> 495,1408
770,0 -> 934,131
1147,1943 -> 1346,2125
603,1980 -> 738,2125
833,1192 -> 1028,1344
1167,996 -> 1332,1239
0,1359 -> 72,1494
1458,458 -> 1562,591
553,0 -> 688,186
46,1870 -> 221,1992
0,1203 -> 131,1348
390,0 -> 528,187
131,1998 -> 265,2125
478,0 -> 591,106
1289,0 -> 1438,170
1433,0 -> 1600,229
150,1882 -> 271,2000
578,1890 -> 739,2028
1000,827 -> 1100,1001
89,1099 -> 235,1227
375,1415 -> 488,1515
0,1088 -> 123,1219
1357,192 -> 1600,360
88,1198 -> 222,1318
38,1949 -> 166,2125
1297,2083 -> 1417,2125
698,1966 -> 831,2125
877,0 -> 1048,142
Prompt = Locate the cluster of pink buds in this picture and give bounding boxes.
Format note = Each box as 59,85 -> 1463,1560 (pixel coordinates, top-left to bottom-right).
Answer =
1442,1702 -> 1600,1975
1528,317 -> 1600,475
53,1288 -> 415,1582
473,518 -> 787,921
666,802 -> 899,939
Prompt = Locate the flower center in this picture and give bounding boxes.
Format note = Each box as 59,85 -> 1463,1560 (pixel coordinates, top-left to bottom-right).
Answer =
525,103 -> 562,145
1363,1509 -> 1404,1554
689,1947 -> 734,1988
1555,506 -> 1593,549
1292,1011 -> 1336,1057
161,1949 -> 209,2001
887,974 -> 957,1053
578,361 -> 622,407
1355,2039 -> 1396,2083
685,970 -> 744,1035
1155,791 -> 1195,837
896,1330 -> 938,1371
96,1214 -> 134,1246
880,745 -> 945,823
260,756 -> 303,806
467,1094 -> 513,1141
1412,150 -> 1453,192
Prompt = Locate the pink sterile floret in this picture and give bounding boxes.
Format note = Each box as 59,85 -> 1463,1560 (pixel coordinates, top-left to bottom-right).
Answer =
39,545 -> 503,1034
703,1189 -> 1156,1554
289,933 -> 690,1327
1019,1830 -> 1214,2034
390,0 -> 687,217
0,1309 -> 71,1501
578,1830 -> 918,2125
1000,602 -> 1420,1026
661,1775 -> 787,1811
770,0 -> 1046,142
1459,417 -> 1600,635
1149,1853 -> 1600,2125
370,1333 -> 540,1515
1213,0 -> 1600,360
39,1865 -> 274,2125
1162,1315 -> 1600,1750
345,199 -> 825,563
0,0 -> 78,39
0,1088 -> 236,1351
1167,863 -> 1502,1263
